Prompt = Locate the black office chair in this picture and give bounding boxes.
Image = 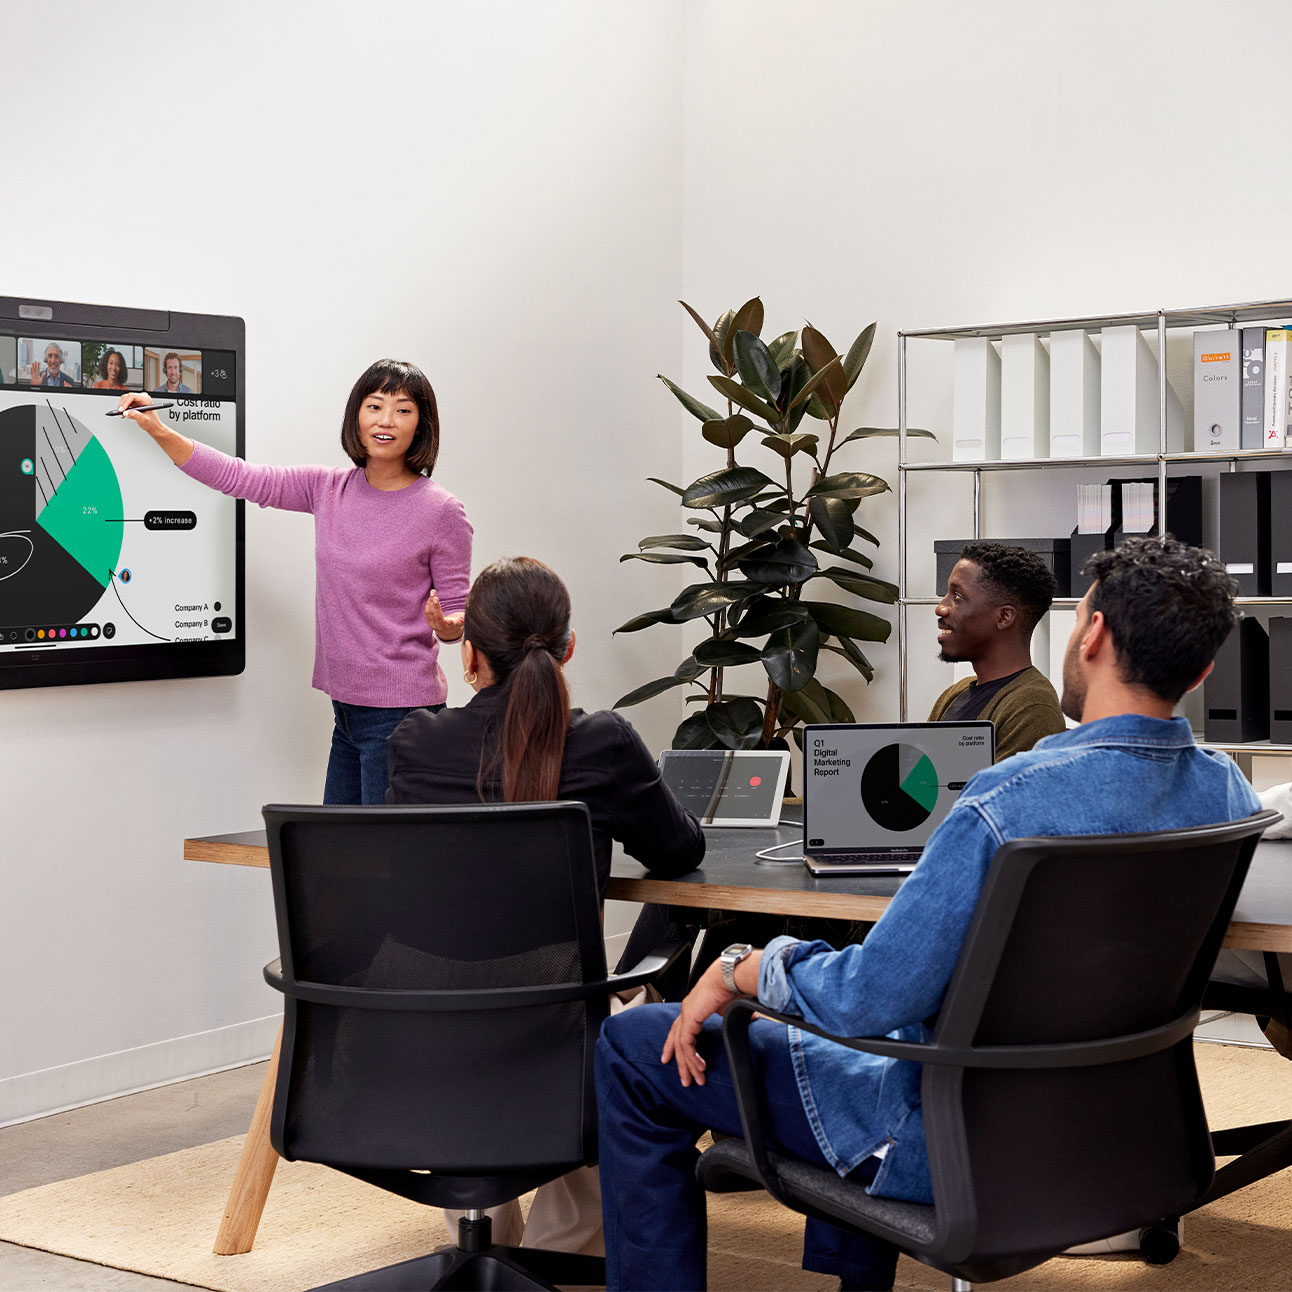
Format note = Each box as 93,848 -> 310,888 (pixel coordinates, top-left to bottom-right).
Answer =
697,812 -> 1276,1288
261,801 -> 684,1292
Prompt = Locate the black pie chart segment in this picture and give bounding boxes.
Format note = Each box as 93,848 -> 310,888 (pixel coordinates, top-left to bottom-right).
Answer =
860,743 -> 939,833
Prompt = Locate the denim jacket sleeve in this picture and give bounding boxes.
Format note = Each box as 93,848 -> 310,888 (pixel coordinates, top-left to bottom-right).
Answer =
756,802 -> 1003,1037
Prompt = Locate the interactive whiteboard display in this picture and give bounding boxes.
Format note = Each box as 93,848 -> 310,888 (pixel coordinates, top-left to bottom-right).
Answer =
0,296 -> 244,690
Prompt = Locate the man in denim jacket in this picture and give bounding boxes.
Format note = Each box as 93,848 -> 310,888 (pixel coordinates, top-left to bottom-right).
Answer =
596,536 -> 1260,1292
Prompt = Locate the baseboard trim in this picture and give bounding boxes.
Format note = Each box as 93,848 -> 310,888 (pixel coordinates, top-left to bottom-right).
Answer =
0,1015 -> 281,1128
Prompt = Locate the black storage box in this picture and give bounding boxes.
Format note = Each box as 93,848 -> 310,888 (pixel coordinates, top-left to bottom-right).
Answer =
1204,617 -> 1270,744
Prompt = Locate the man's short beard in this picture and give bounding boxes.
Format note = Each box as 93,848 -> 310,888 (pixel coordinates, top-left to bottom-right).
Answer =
938,646 -> 966,664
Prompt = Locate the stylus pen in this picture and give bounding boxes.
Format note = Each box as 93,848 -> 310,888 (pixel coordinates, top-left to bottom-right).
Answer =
106,403 -> 175,416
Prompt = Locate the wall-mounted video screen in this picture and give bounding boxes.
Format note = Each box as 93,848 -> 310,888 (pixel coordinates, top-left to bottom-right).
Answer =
0,296 -> 244,690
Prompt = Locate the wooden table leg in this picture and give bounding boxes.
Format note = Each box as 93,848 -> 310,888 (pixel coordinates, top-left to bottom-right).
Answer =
213,1026 -> 283,1255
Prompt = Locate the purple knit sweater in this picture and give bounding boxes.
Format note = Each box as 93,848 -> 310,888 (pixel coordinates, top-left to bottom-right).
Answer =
180,441 -> 473,706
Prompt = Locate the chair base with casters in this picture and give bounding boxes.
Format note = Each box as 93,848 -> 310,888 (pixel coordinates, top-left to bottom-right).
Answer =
312,1212 -> 606,1291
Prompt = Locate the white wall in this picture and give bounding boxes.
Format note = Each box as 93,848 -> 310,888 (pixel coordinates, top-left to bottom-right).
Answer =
679,0 -> 1292,733
0,0 -> 687,1122
9,0 -> 1292,1122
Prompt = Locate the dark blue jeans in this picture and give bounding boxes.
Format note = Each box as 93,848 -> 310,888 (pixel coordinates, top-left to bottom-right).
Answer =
596,1004 -> 898,1291
323,701 -> 444,805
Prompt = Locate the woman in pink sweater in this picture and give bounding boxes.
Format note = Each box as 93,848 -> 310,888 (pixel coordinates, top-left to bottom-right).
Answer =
117,360 -> 473,804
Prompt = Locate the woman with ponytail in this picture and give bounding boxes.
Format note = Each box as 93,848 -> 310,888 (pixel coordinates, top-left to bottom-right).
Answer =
385,557 -> 704,1259
387,555 -> 703,894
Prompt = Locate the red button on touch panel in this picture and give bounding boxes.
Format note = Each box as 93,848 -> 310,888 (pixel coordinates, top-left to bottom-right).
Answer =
749,776 -> 762,787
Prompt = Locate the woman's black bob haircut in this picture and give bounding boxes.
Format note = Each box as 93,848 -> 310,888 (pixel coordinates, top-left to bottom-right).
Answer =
339,359 -> 440,475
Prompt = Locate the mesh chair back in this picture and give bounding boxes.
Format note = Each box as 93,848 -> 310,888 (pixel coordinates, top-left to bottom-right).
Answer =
924,814 -> 1269,1264
263,802 -> 607,1174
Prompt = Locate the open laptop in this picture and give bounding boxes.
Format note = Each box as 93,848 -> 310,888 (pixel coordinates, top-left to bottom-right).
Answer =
802,722 -> 994,875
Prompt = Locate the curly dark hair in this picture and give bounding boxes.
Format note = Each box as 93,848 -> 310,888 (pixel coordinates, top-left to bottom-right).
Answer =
958,542 -> 1057,633
339,359 -> 440,474
1083,535 -> 1240,703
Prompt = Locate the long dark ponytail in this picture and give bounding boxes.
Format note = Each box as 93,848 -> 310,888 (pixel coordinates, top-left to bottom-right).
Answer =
462,557 -> 572,802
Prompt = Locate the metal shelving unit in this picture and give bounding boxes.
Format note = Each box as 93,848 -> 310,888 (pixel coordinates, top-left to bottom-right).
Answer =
895,296 -> 1292,744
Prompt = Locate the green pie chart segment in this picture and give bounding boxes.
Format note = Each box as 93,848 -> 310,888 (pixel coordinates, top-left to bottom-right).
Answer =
36,435 -> 123,589
899,750 -> 939,814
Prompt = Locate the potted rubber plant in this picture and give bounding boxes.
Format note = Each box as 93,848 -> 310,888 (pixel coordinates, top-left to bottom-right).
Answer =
614,297 -> 931,752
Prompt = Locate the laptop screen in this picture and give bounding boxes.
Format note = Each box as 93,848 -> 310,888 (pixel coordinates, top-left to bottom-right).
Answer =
803,722 -> 994,853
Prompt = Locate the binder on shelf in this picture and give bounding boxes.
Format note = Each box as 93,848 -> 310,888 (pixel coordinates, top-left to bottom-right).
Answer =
1099,325 -> 1186,455
933,537 -> 1071,598
952,337 -> 1001,461
1216,472 -> 1270,596
1241,326 -> 1266,450
1204,617 -> 1269,744
1269,618 -> 1292,744
1270,471 -> 1292,597
1192,329 -> 1240,453
1049,329 -> 1101,459
1263,328 -> 1292,449
1000,333 -> 1049,460
1159,474 -> 1203,548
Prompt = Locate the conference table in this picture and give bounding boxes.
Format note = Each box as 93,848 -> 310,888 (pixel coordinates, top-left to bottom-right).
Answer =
184,818 -> 1292,1257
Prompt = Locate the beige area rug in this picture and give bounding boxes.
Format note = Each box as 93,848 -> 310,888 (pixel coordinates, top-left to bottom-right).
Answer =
0,1043 -> 1288,1291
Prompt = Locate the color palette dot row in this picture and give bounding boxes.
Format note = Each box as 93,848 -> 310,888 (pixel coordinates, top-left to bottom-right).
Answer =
26,625 -> 98,641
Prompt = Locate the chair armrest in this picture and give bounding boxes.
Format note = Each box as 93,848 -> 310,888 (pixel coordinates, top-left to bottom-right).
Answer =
741,1001 -> 1200,1069
604,938 -> 691,994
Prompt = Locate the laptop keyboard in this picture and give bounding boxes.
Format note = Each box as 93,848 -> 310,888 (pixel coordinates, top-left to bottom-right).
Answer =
814,850 -> 922,866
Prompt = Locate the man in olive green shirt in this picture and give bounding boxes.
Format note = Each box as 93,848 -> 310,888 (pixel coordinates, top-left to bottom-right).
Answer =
928,542 -> 1066,761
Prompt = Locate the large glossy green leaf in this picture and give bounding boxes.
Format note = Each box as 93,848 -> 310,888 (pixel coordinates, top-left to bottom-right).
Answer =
786,356 -> 844,413
811,567 -> 900,603
726,297 -> 764,361
710,308 -> 736,372
733,330 -> 782,403
639,534 -> 712,551
688,516 -> 724,533
694,637 -> 763,666
648,477 -> 684,496
720,538 -> 773,572
701,414 -> 755,450
776,684 -> 831,725
777,354 -> 813,432
681,465 -> 775,510
613,607 -> 675,633
823,634 -> 875,682
674,655 -> 708,682
839,426 -> 937,444
673,712 -> 723,750
614,674 -> 689,707
803,599 -> 892,642
760,619 -> 820,692
706,696 -> 765,749
679,299 -> 719,350
854,524 -> 880,547
658,375 -> 720,423
731,598 -> 811,637
801,325 -> 848,414
766,330 -> 798,369
737,509 -> 787,538
619,552 -> 710,568
738,538 -> 818,587
761,431 -> 819,460
842,322 -> 877,391
670,580 -> 762,621
708,373 -> 780,425
804,471 -> 891,501
808,496 -> 854,550
809,540 -> 873,569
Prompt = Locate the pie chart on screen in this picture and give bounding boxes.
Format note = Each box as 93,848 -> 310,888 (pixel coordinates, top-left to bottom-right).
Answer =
860,743 -> 939,832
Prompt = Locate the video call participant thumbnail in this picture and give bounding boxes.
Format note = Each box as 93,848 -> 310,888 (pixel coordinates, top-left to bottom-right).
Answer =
93,348 -> 133,391
149,349 -> 198,395
27,340 -> 80,387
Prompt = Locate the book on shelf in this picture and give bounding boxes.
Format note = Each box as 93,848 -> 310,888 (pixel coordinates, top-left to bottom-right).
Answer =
1263,328 -> 1292,448
1099,325 -> 1186,454
1241,326 -> 1266,450
1192,329 -> 1240,453
1000,333 -> 1049,459
1049,329 -> 1100,458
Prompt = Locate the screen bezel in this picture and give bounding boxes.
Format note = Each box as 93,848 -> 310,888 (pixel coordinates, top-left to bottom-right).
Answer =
657,748 -> 791,827
0,295 -> 245,690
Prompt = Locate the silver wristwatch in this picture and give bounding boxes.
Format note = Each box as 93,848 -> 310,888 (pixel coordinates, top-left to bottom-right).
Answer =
720,942 -> 754,993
